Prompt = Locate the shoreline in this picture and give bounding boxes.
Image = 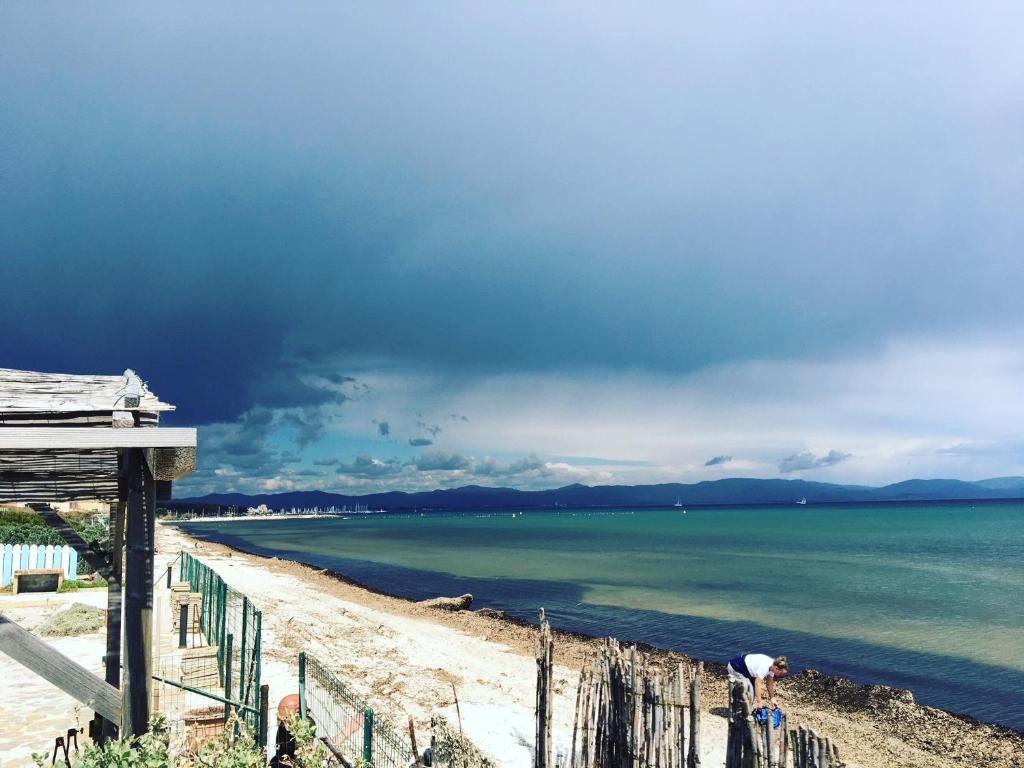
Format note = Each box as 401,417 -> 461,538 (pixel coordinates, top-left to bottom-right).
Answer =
161,522 -> 1024,768
171,520 -> 1023,733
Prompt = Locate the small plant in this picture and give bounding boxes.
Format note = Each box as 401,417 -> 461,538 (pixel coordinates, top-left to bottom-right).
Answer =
59,578 -> 108,592
186,714 -> 263,768
277,713 -> 329,768
36,715 -> 172,768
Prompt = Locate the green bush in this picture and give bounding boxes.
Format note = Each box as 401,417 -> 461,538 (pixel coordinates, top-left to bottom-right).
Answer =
0,508 -> 49,526
0,508 -> 109,574
0,522 -> 66,546
59,578 -> 107,592
31,712 -> 327,767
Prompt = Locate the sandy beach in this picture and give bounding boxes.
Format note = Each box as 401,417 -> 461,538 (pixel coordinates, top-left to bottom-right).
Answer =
157,523 -> 1024,768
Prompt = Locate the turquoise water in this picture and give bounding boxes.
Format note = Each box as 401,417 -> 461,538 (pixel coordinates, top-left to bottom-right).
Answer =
177,502 -> 1024,730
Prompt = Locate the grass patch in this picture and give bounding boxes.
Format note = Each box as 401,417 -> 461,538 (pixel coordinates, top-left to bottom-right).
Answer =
36,602 -> 105,637
58,578 -> 107,592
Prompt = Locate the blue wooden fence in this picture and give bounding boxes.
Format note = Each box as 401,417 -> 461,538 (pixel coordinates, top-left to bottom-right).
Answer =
1,544 -> 78,586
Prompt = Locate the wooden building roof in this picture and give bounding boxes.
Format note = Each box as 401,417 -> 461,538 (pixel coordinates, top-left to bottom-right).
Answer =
0,367 -> 195,503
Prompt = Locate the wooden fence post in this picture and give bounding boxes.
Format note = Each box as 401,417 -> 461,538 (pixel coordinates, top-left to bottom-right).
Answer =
688,674 -> 701,768
259,684 -> 270,755
535,609 -> 553,768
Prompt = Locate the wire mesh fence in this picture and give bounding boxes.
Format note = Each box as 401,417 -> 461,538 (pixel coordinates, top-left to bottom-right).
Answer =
300,652 -> 414,768
179,551 -> 263,739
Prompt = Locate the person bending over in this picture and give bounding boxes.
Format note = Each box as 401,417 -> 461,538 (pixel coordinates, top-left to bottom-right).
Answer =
727,652 -> 788,709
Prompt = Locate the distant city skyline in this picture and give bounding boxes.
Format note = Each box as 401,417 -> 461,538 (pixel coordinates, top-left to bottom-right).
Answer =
2,3 -> 1022,495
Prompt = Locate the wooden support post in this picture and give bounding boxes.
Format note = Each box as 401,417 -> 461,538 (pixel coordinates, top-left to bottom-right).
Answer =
122,448 -> 154,736
259,684 -> 270,755
178,603 -> 189,648
97,455 -> 128,742
408,717 -> 421,766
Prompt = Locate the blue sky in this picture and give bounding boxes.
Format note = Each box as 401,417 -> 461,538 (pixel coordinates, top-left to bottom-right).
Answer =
2,2 -> 1022,495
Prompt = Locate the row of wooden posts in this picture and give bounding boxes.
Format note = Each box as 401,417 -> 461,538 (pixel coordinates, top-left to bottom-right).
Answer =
535,610 -> 702,768
535,612 -> 844,768
725,683 -> 843,768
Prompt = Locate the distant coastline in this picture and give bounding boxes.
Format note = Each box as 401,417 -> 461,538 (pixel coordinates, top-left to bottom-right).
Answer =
169,475 -> 1024,516
165,496 -> 1024,521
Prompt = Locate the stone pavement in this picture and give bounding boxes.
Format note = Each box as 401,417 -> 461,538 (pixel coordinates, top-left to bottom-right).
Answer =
0,607 -> 106,766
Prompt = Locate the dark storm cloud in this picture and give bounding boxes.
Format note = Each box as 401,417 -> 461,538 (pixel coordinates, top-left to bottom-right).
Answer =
408,438 -> 433,447
779,450 -> 852,474
313,458 -> 340,466
280,409 -> 333,448
704,455 -> 733,467
2,2 -> 1023,429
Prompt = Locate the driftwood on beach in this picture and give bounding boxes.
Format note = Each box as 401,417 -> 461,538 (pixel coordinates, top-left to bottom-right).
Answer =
418,594 -> 474,611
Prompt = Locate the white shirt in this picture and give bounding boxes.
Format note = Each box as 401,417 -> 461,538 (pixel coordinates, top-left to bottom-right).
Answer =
743,654 -> 775,680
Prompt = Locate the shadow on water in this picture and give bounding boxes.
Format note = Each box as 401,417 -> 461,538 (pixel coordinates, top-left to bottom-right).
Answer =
181,526 -> 1024,732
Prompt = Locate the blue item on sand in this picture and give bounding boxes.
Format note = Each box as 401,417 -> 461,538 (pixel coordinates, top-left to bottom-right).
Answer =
754,706 -> 783,729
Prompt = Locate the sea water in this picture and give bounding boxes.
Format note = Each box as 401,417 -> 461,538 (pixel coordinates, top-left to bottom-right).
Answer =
176,502 -> 1024,730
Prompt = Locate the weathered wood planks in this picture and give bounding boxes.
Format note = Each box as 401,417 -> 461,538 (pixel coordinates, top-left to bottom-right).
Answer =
0,613 -> 122,724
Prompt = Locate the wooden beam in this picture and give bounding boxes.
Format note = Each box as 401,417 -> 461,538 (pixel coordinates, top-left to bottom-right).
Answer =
0,613 -> 122,724
122,448 -> 152,736
31,506 -> 113,581
0,427 -> 196,450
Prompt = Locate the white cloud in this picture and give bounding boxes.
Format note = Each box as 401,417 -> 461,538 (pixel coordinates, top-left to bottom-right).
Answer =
333,332 -> 1024,487
176,332 -> 1024,495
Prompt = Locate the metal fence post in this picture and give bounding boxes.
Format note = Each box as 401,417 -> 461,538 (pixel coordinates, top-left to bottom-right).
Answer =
219,580 -> 227,645
254,609 -> 262,727
298,652 -> 307,721
204,567 -> 212,639
364,707 -> 374,765
240,596 -> 249,719
223,633 -> 234,722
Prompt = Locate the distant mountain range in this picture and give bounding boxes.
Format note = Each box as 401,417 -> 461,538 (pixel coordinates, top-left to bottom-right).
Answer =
173,476 -> 1024,511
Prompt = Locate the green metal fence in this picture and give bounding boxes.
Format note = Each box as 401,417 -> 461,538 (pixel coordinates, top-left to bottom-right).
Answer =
299,652 -> 414,768
180,551 -> 263,740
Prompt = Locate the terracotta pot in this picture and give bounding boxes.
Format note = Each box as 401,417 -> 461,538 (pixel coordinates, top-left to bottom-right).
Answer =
183,705 -> 227,752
